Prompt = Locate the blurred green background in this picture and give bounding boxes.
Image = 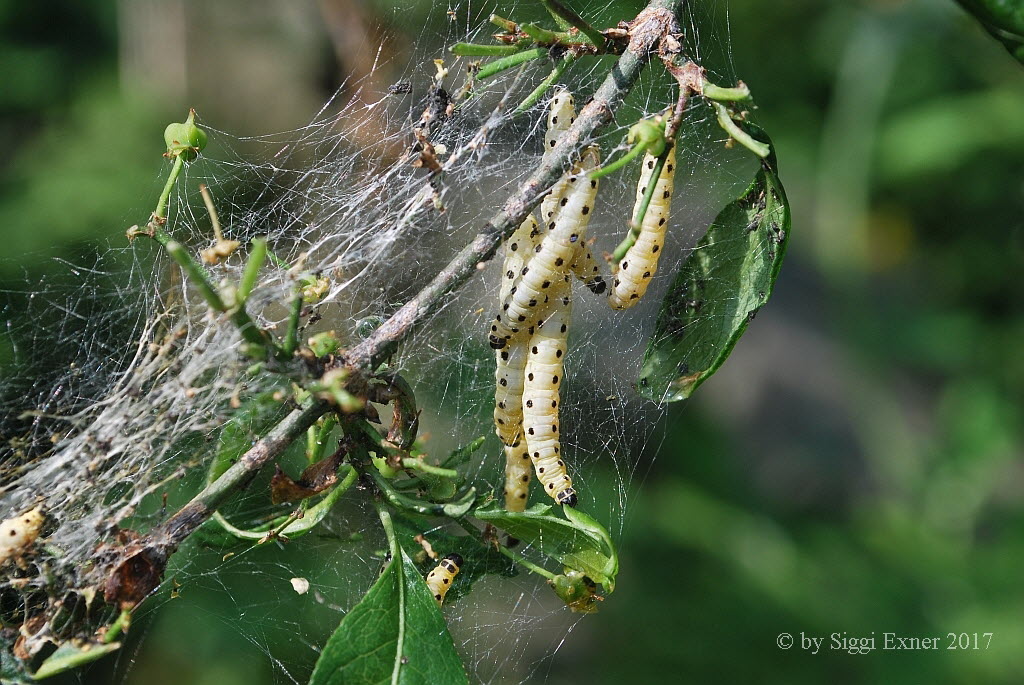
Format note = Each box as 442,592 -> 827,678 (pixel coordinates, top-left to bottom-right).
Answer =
2,0 -> 1023,683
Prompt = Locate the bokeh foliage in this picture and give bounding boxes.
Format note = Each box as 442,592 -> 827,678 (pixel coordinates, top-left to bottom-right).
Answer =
2,0 -> 1022,683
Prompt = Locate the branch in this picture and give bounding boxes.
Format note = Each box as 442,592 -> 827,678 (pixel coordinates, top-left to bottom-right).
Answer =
347,0 -> 683,371
102,400 -> 329,608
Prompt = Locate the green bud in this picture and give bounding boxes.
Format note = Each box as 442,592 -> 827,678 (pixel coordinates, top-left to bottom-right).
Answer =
307,331 -> 340,358
627,118 -> 667,157
164,109 -> 208,161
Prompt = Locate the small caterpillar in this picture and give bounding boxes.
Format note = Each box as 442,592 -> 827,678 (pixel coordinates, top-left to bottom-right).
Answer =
522,286 -> 576,507
0,508 -> 44,566
425,552 -> 463,606
539,90 -> 606,296
539,88 -> 576,225
608,146 -> 676,310
502,442 -> 532,511
496,216 -> 538,511
489,146 -> 600,349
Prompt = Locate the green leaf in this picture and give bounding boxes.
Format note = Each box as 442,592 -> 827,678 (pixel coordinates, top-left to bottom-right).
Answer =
392,514 -> 517,604
309,546 -> 468,685
33,641 -> 122,680
954,0 -> 1024,63
474,503 -> 618,591
637,126 -> 790,402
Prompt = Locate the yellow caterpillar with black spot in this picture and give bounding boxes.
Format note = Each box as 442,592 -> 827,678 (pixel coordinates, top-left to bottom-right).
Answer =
539,89 -> 606,296
489,145 -> 600,349
608,145 -> 676,309
495,216 -> 537,511
0,508 -> 44,566
522,284 -> 576,507
425,553 -> 463,607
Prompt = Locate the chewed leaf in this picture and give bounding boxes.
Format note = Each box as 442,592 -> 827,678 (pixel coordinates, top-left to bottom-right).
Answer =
474,504 -> 618,591
638,125 -> 790,402
392,514 -> 517,604
309,546 -> 468,685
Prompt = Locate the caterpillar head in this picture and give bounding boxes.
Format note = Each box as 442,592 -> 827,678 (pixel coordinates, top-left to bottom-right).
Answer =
555,488 -> 578,508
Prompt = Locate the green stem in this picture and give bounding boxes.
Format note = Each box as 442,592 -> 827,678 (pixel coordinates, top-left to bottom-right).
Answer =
589,139 -> 651,180
712,101 -> 770,158
102,609 -> 132,644
165,241 -> 226,311
514,52 -> 577,115
199,184 -> 223,241
400,458 -> 458,479
283,289 -> 302,356
266,247 -> 291,270
489,14 -> 517,32
495,541 -> 557,580
237,237 -> 267,303
376,498 -> 399,558
154,156 -> 184,221
520,22 -> 561,44
702,81 -> 751,102
477,47 -> 548,80
610,145 -> 670,265
455,519 -> 556,580
540,0 -> 605,48
451,42 -> 526,57
307,414 -> 337,463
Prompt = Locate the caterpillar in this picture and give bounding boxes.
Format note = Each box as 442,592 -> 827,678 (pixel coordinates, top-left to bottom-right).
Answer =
539,88 -> 576,225
608,145 -> 676,310
425,552 -> 463,606
569,243 -> 606,295
495,216 -> 538,511
539,90 -> 606,296
0,508 -> 44,566
522,285 -> 577,507
489,146 -> 600,349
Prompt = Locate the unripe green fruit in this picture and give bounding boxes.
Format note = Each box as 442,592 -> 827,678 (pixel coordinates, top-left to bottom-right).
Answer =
164,109 -> 207,160
627,117 -> 667,157
550,569 -> 600,613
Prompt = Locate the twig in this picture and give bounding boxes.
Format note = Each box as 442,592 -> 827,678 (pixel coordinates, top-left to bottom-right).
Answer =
154,156 -> 184,222
165,241 -> 226,311
237,237 -> 267,303
283,288 -> 303,356
103,399 -> 330,608
451,43 -> 526,57
541,0 -> 606,48
476,47 -> 548,80
199,184 -> 223,242
514,52 -> 577,115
